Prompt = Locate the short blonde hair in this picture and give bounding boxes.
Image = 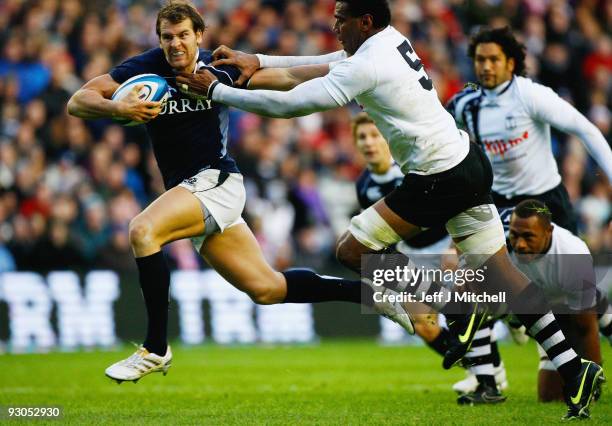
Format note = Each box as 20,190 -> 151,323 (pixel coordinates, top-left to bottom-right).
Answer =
351,112 -> 375,141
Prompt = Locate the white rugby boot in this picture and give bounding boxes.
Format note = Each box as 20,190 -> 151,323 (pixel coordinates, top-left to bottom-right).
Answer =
368,284 -> 415,335
105,345 -> 172,384
508,325 -> 530,345
452,362 -> 508,394
453,372 -> 478,394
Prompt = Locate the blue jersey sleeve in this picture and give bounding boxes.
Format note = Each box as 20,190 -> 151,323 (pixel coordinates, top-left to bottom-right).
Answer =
109,48 -> 167,84
198,64 -> 242,87
196,49 -> 243,87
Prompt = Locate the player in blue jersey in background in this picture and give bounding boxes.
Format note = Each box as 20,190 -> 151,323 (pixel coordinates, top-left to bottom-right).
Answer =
68,1 -> 412,384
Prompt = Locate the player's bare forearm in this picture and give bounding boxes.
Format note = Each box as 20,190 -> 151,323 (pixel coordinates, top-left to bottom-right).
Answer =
69,74 -> 161,123
67,88 -> 123,120
248,65 -> 330,91
68,74 -> 122,120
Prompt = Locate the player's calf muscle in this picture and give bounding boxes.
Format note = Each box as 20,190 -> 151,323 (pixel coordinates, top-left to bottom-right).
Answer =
217,268 -> 286,305
246,280 -> 285,305
234,268 -> 287,304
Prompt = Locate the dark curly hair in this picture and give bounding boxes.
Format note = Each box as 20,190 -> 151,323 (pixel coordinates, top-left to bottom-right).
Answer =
339,0 -> 391,28
468,26 -> 527,76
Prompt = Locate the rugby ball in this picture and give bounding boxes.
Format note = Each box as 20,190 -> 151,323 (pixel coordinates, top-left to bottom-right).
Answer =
111,73 -> 170,126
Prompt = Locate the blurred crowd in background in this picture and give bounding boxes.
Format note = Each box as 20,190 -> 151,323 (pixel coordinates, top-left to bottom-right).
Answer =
0,0 -> 610,275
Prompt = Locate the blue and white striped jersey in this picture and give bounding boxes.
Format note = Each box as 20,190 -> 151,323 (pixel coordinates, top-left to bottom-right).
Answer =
447,76 -> 612,197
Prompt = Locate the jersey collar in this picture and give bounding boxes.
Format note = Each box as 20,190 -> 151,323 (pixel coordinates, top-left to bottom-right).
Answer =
355,25 -> 393,56
483,76 -> 514,98
544,225 -> 555,255
369,161 -> 403,184
192,49 -> 201,73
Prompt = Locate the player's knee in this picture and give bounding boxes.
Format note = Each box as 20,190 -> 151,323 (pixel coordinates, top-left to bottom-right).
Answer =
128,216 -> 155,249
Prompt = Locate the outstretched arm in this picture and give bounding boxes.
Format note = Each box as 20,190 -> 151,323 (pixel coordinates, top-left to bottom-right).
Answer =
254,50 -> 347,68
176,59 -> 373,119
247,64 -> 330,91
67,74 -> 162,123
211,45 -> 346,87
211,77 -> 341,118
526,84 -> 612,181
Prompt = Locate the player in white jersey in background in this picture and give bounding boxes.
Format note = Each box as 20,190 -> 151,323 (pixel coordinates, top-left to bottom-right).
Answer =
447,26 -> 612,234
177,1 -> 604,419
446,27 -> 612,398
508,199 -> 602,402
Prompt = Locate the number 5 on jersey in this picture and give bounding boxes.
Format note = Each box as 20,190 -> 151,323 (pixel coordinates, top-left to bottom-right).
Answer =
397,40 -> 433,91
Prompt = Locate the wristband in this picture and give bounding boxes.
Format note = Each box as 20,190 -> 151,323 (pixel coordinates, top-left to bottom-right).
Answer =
207,80 -> 220,99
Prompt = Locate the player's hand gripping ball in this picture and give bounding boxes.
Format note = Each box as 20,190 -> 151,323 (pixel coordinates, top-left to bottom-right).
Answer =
111,74 -> 169,126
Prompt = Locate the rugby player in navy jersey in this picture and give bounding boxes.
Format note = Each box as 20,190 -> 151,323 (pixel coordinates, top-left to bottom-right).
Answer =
68,1 -> 413,384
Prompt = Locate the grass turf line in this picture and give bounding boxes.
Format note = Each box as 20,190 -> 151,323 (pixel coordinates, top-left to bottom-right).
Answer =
0,340 -> 610,425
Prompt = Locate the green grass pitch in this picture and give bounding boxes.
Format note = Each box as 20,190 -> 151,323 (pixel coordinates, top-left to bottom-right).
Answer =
0,340 -> 610,424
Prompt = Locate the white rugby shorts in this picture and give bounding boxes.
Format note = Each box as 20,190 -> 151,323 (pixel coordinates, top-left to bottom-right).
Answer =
178,168 -> 246,251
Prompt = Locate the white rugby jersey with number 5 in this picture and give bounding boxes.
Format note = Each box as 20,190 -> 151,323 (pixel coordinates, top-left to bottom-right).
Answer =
212,26 -> 470,176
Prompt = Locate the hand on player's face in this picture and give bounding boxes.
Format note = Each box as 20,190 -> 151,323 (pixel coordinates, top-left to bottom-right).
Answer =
211,45 -> 259,86
175,69 -> 218,98
117,84 -> 163,123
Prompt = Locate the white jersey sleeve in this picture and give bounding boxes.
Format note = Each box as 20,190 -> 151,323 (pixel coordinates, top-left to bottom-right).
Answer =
256,50 -> 348,68
320,57 -> 376,105
520,81 -> 612,181
211,57 -> 374,118
218,26 -> 468,175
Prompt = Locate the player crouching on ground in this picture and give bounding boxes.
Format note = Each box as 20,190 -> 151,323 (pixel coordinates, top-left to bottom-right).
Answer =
508,200 -> 603,404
